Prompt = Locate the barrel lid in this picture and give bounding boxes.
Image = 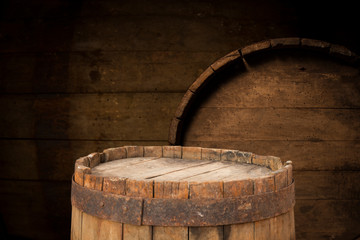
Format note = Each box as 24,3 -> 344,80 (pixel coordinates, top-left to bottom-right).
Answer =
91,157 -> 273,182
74,145 -> 286,185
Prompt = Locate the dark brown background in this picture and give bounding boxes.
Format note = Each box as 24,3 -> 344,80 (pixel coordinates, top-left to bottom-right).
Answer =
0,0 -> 359,239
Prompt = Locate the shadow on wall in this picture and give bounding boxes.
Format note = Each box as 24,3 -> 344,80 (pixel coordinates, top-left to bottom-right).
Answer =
0,1 -> 83,239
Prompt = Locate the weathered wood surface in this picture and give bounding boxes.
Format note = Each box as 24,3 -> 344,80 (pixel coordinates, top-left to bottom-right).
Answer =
184,108 -> 360,141
0,139 -> 167,181
295,199 -> 360,238
188,181 -> 224,240
0,15 -> 293,53
179,49 -> 360,239
153,181 -> 188,240
1,140 -> 359,183
223,178 -> 254,240
0,93 -> 182,140
185,140 -> 360,170
72,148 -> 295,239
201,51 -> 360,108
91,157 -> 272,181
71,206 -> 82,240
3,179 -> 358,240
123,179 -> 153,240
0,51 -> 221,93
2,0 -> 360,239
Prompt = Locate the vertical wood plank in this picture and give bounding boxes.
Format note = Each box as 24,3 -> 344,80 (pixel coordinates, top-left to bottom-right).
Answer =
103,146 -> 127,162
144,146 -> 163,157
254,175 -> 275,240
72,162 -> 89,240
189,182 -> 224,240
286,162 -> 296,239
97,220 -> 123,240
285,162 -> 293,186
101,177 -> 124,240
224,223 -> 254,240
71,206 -> 82,240
84,174 -> 103,191
74,165 -> 91,186
126,146 -> 144,158
269,212 -> 291,240
81,212 -> 101,240
289,209 -> 296,240
224,179 -> 254,240
201,147 -> 221,161
82,212 -> 124,240
272,168 -> 291,240
274,169 -> 288,191
182,146 -> 202,160
153,181 -> 189,240
255,218 -> 271,240
81,174 -> 105,240
163,145 -> 182,158
123,179 -> 153,240
103,177 -> 126,195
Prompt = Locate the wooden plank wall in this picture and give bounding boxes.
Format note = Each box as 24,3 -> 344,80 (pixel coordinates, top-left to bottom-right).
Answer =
181,49 -> 360,239
0,0 -> 359,239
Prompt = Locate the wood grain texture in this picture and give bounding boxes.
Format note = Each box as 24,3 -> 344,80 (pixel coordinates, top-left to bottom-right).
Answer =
184,140 -> 360,170
101,179 -> 124,240
290,209 -> 295,240
153,181 -> 188,240
2,0 -> 360,239
200,51 -> 360,109
254,175 -> 275,239
71,206 -> 82,240
223,179 -> 254,240
0,51 -> 220,93
92,157 -> 273,182
189,182 -> 224,240
184,108 -> 360,141
103,177 -> 126,195
84,174 -> 103,191
270,212 -> 292,240
66,16 -> 287,52
180,49 -> 360,239
294,170 -> 360,200
0,93 -> 182,140
224,223 -> 254,240
81,212 -> 100,240
144,146 -> 163,157
96,218 -> 123,240
81,175 -> 105,240
0,11 -> 299,53
295,199 -> 360,239
123,179 -> 153,240
0,139 -> 167,181
81,212 -> 122,240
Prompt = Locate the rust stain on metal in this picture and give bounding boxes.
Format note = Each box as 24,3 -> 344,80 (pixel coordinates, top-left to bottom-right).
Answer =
143,182 -> 294,226
72,177 -> 295,226
71,178 -> 143,225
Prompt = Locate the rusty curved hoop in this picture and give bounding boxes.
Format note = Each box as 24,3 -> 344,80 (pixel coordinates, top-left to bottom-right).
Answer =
72,177 -> 295,226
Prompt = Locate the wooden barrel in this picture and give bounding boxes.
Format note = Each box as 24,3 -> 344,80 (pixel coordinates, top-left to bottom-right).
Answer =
71,145 -> 295,240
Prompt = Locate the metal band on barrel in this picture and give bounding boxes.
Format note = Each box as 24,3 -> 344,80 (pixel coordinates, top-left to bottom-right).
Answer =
71,178 -> 295,226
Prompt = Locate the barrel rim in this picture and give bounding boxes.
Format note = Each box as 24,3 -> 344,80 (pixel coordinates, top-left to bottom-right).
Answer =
71,176 -> 295,226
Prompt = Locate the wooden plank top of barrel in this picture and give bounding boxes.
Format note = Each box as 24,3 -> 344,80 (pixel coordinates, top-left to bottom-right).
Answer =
71,145 -> 295,240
